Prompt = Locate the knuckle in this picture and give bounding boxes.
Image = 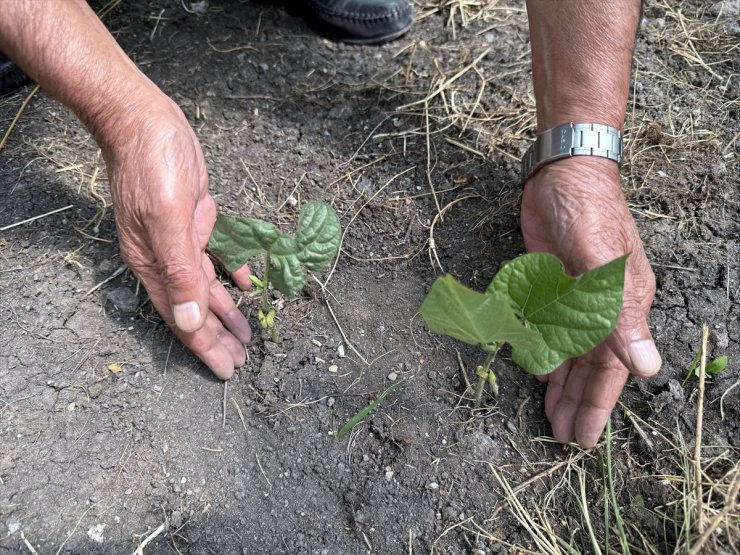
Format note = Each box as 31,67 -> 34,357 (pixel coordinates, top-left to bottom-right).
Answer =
161,256 -> 198,288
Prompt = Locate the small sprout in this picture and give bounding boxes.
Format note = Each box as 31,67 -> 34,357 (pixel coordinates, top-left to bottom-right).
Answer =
682,349 -> 728,385
335,382 -> 400,439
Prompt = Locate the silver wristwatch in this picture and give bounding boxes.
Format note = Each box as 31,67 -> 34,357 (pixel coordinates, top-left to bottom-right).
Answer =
520,122 -> 623,184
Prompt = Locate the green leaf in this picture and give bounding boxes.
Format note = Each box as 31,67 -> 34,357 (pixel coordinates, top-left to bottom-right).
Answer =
705,355 -> 728,376
683,349 -> 702,385
208,202 -> 342,298
420,275 -> 541,350
249,275 -> 264,289
209,214 -> 284,272
487,253 -> 627,375
336,383 -> 400,439
268,253 -> 305,298
295,202 -> 341,270
258,308 -> 276,329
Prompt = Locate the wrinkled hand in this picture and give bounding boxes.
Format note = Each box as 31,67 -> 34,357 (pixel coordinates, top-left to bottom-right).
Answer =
521,157 -> 662,448
101,100 -> 253,379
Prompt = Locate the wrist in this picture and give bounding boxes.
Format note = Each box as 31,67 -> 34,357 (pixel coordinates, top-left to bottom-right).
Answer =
536,101 -> 625,133
526,156 -> 624,198
82,82 -> 176,153
521,122 -> 623,185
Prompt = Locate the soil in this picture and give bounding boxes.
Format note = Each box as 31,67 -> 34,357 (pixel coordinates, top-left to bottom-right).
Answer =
1,1 -> 738,553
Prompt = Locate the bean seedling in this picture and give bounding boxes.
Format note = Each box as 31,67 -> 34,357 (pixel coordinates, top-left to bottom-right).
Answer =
421,253 -> 627,404
209,202 -> 341,341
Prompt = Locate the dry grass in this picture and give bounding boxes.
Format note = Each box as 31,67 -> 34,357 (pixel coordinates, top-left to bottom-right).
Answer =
472,418 -> 740,554
458,322 -> 739,554
624,0 -> 738,232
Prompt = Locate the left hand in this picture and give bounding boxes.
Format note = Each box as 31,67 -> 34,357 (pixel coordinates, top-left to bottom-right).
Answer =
520,157 -> 662,448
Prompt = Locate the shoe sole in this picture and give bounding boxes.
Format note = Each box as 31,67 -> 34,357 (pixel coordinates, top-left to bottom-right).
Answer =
0,60 -> 32,98
304,15 -> 413,45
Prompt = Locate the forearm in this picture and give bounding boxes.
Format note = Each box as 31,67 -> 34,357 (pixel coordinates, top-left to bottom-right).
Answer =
526,0 -> 641,131
0,0 -> 170,148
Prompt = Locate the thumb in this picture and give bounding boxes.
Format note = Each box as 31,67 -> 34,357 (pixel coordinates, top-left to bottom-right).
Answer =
151,220 -> 210,333
608,292 -> 662,379
607,326 -> 662,378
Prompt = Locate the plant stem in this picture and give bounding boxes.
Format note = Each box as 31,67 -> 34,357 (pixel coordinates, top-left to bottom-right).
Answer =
474,349 -> 498,406
261,253 -> 280,343
474,374 -> 486,406
261,253 -> 271,313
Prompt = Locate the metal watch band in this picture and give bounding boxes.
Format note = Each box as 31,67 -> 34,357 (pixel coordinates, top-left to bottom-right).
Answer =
520,122 -> 623,185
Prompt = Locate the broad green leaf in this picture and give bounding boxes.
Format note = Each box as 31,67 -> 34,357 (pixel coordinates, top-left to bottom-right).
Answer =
295,202 -> 341,270
420,275 -> 541,350
487,252 -> 627,375
209,203 -> 341,297
269,236 -> 299,257
209,214 -> 284,272
268,253 -> 305,298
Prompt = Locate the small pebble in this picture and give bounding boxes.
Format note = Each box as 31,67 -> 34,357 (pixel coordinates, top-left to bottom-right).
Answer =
337,345 -> 346,358
387,372 -> 398,381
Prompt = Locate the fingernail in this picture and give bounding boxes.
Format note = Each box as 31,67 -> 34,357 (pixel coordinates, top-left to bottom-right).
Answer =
579,430 -> 601,450
628,340 -> 662,376
173,301 -> 202,332
579,417 -> 608,449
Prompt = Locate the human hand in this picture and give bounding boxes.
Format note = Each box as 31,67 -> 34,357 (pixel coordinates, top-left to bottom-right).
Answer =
100,99 -> 253,379
520,157 -> 662,448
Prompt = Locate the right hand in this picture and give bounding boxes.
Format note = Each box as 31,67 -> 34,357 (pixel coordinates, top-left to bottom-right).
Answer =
100,97 -> 253,379
520,157 -> 661,448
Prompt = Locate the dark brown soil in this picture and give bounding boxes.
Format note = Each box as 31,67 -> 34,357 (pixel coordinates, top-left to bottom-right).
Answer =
1,1 -> 738,553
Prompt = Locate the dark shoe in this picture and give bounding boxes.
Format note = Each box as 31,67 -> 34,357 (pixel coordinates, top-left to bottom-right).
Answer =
303,0 -> 413,44
0,53 -> 31,97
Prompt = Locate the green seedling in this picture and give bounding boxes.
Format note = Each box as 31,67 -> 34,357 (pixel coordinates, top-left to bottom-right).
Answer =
420,253 -> 627,405
682,350 -> 728,385
335,382 -> 400,439
209,202 -> 341,341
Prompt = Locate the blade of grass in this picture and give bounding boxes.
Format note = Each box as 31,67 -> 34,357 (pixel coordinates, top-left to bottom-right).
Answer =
595,448 -> 610,553
575,465 -> 603,555
605,419 -> 631,554
693,324 -> 709,534
336,382 -> 400,439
